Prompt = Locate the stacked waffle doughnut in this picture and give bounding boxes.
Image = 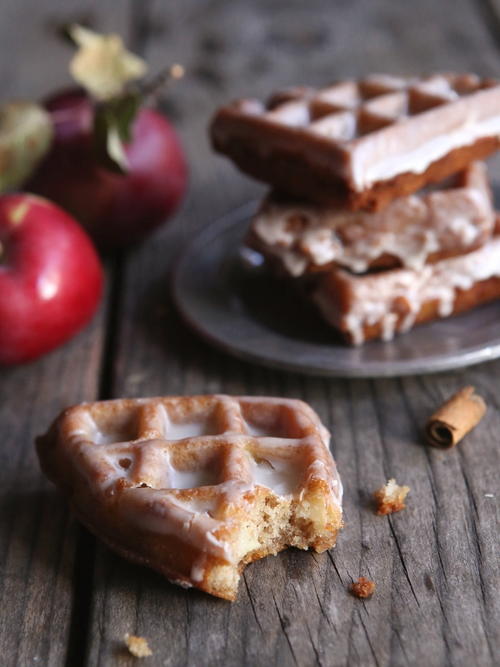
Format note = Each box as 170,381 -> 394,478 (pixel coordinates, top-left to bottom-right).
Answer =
210,74 -> 500,344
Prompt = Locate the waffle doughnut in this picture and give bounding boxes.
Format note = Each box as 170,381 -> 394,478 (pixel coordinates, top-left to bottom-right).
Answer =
247,162 -> 494,276
211,73 -> 500,210
313,235 -> 500,344
36,395 -> 343,600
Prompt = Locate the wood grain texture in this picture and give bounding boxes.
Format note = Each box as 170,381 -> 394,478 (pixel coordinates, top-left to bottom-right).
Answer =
80,1 -> 500,666
1,0 -> 499,665
0,318 -> 104,666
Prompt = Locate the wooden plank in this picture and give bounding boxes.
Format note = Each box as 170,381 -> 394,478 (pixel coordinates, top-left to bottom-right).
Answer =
82,0 -> 500,665
0,1 -> 130,664
0,317 -> 105,666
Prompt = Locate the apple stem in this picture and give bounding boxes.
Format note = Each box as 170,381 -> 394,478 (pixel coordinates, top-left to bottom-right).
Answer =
139,64 -> 185,105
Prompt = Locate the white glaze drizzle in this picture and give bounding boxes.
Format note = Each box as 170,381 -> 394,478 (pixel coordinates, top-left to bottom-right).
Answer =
315,236 -> 500,345
352,111 -> 500,190
166,464 -> 219,490
252,164 -> 492,275
168,577 -> 193,589
245,421 -> 273,437
251,455 -> 303,496
166,420 -> 208,440
122,488 -> 234,563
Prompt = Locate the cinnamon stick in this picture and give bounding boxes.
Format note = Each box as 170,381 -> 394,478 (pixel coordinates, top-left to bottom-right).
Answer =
425,386 -> 486,449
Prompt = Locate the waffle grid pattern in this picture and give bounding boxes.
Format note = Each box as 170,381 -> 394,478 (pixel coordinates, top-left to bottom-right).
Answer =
245,74 -> 495,144
62,396 -> 337,514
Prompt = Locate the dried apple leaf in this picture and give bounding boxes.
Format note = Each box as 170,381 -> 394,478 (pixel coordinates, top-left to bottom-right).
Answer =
92,93 -> 141,173
69,24 -> 147,101
0,102 -> 53,193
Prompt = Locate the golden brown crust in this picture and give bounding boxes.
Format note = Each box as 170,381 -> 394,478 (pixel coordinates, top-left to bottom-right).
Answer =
213,133 -> 500,212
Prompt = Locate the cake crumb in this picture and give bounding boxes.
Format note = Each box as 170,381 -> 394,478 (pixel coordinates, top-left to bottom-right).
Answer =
124,634 -> 152,658
350,577 -> 375,599
373,478 -> 410,515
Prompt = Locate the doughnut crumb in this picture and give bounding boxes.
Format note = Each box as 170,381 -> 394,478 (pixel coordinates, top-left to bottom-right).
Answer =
373,478 -> 410,515
124,634 -> 152,658
350,577 -> 376,599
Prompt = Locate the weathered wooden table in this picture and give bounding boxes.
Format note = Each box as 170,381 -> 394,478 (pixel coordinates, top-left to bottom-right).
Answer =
1,1 -> 499,665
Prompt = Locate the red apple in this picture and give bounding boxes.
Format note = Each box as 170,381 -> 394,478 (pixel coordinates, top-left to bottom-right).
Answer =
27,89 -> 187,250
0,193 -> 103,365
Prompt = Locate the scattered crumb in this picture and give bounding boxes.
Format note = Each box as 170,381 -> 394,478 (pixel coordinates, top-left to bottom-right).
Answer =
373,478 -> 410,515
484,493 -> 494,498
350,577 -> 376,599
124,634 -> 152,658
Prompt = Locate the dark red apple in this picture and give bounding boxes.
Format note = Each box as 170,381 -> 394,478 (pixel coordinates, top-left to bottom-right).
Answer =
0,193 -> 103,364
27,90 -> 187,250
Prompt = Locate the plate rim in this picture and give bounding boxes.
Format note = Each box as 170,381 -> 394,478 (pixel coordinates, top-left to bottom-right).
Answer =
172,202 -> 500,378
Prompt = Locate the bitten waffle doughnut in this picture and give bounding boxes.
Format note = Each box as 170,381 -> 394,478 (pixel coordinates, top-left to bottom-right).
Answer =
313,235 -> 500,344
36,395 -> 343,601
211,73 -> 500,210
248,162 -> 494,276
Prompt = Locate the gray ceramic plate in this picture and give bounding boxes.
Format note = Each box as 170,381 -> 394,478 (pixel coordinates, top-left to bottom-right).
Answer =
172,201 -> 500,378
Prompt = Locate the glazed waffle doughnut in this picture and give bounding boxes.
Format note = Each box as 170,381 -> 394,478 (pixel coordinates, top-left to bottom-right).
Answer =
211,73 -> 500,210
248,162 -> 494,276
313,232 -> 500,345
36,395 -> 343,601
